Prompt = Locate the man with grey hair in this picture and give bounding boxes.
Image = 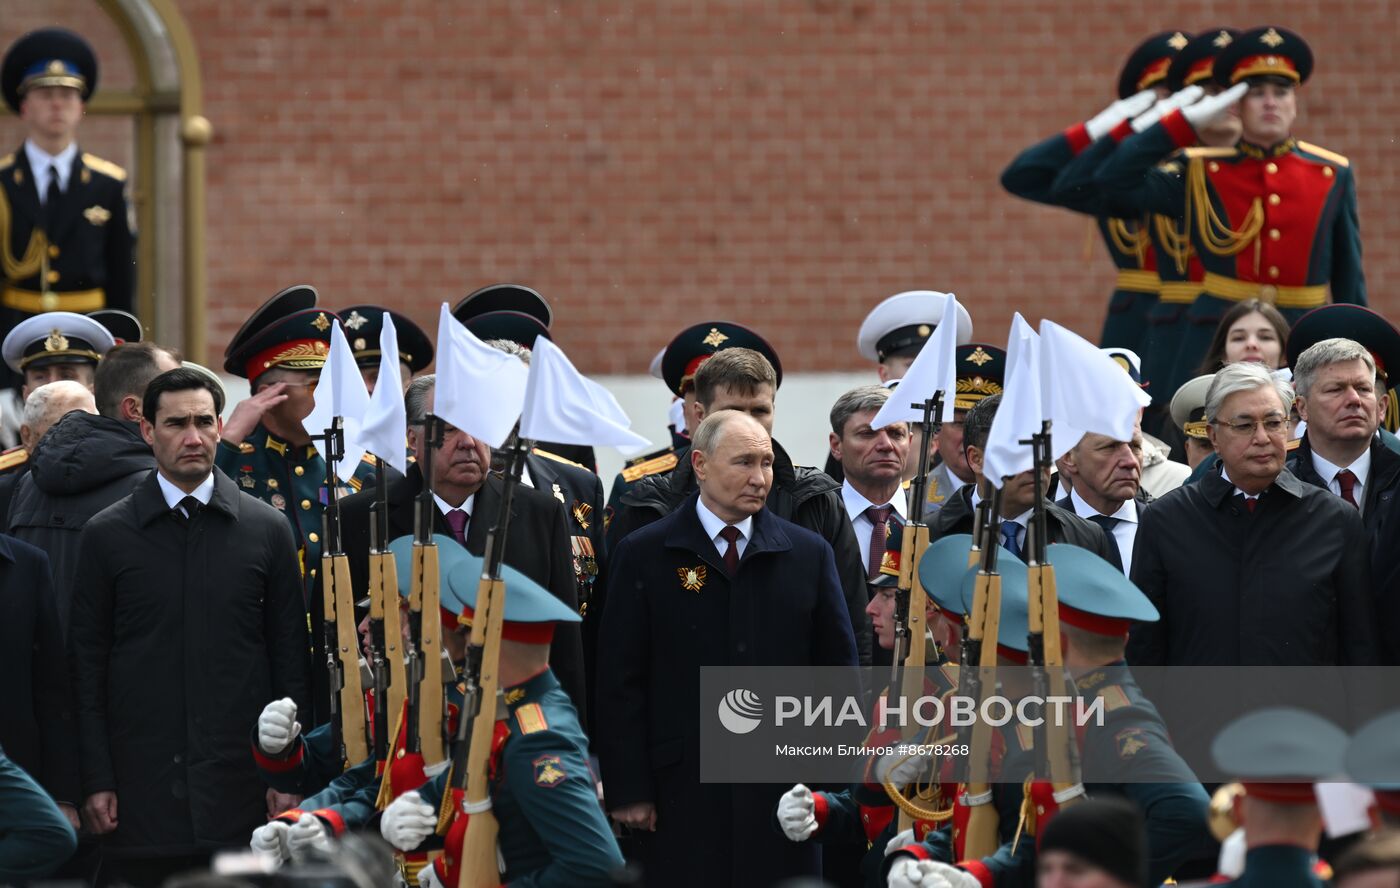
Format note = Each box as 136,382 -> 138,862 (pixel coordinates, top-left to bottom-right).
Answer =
598,409 -> 858,887
1129,360 -> 1378,667
0,381 -> 96,522
828,385 -> 910,580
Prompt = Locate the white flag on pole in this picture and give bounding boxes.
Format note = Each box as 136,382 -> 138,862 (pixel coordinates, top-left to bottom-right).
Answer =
357,312 -> 409,474
982,313 -> 1042,487
432,303 -> 529,448
519,337 -> 651,455
303,320 -> 370,478
1039,320 -> 1150,447
870,292 -> 961,429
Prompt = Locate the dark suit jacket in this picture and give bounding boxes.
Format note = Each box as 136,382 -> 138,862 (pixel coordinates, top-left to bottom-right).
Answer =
0,533 -> 80,806
339,465 -> 587,721
931,484 -> 1123,570
597,493 -> 858,888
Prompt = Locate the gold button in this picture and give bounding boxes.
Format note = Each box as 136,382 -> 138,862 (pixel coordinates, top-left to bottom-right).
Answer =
1268,193 -> 1281,206
1265,162 -> 1278,174
301,499 -> 311,510
1269,228 -> 1281,241
309,568 -> 317,577
1268,266 -> 1280,279
267,479 -> 278,490
45,270 -> 60,283
397,748 -> 405,759
294,466 -> 305,476
308,532 -> 319,543
1037,806 -> 1045,815
47,244 -> 60,258
40,292 -> 59,311
1208,161 -> 1220,173
1323,167 -> 1334,179
1259,284 -> 1279,303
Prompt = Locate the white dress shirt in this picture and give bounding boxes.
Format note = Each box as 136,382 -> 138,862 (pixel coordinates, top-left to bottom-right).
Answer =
25,139 -> 78,204
1069,489 -> 1139,576
696,496 -> 753,561
1218,467 -> 1263,507
156,471 -> 215,516
434,492 -> 475,522
841,480 -> 909,570
969,486 -> 1031,553
1311,447 -> 1371,511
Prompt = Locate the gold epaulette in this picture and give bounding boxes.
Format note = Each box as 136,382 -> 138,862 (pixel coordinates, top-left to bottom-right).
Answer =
621,451 -> 677,483
1095,685 -> 1132,712
532,447 -> 587,470
515,702 -> 548,734
81,153 -> 127,182
0,153 -> 13,170
625,446 -> 672,467
239,441 -> 256,454
1183,146 -> 1239,159
1156,160 -> 1182,175
360,452 -> 379,468
0,446 -> 27,471
1296,141 -> 1350,169
1286,437 -> 1302,452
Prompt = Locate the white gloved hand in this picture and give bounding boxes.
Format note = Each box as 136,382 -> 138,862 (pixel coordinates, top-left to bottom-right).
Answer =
876,749 -> 930,789
418,863 -> 445,888
1218,826 -> 1247,878
888,859 -> 981,888
1085,89 -> 1159,140
884,826 -> 917,856
1182,81 -> 1249,129
380,790 -> 438,851
250,821 -> 290,863
257,698 -> 300,755
1131,85 -> 1205,132
776,784 -> 818,842
287,812 -> 332,856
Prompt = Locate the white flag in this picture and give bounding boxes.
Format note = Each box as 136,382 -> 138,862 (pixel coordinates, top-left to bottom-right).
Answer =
982,314 -> 1041,487
303,320 -> 370,478
433,303 -> 529,448
1039,321 -> 1150,447
358,312 -> 408,474
520,337 -> 651,455
870,292 -> 961,429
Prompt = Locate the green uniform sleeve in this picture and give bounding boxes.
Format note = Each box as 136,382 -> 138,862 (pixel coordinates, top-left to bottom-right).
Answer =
0,753 -> 77,881
1001,130 -> 1078,205
1093,121 -> 1189,218
1329,166 -> 1366,305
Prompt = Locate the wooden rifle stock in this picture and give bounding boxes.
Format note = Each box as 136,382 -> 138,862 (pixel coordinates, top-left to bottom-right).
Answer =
325,549 -> 369,766
960,491 -> 1002,860
455,573 -> 507,888
1027,561 -> 1080,801
414,540 -> 445,764
894,523 -> 932,832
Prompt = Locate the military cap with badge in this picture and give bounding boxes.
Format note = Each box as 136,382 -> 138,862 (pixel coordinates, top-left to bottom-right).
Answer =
337,305 -> 433,374
451,283 -> 553,348
2,309 -> 114,376
858,290 -> 974,368
1212,26 -> 1314,88
1167,28 -> 1242,93
1117,30 -> 1191,99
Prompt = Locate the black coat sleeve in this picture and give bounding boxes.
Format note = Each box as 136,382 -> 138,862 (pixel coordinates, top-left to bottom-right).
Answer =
1127,504 -> 1169,667
67,524 -> 117,796
813,542 -> 860,668
264,512 -> 312,716
31,557 -> 81,805
1335,506 -> 1379,665
595,535 -> 653,809
102,181 -> 134,314
542,498 -> 588,726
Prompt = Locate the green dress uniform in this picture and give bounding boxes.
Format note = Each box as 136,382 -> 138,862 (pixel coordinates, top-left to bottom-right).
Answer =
0,747 -> 77,881
1096,27 -> 1364,387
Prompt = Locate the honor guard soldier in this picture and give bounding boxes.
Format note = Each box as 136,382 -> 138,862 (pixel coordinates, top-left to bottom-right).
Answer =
1097,27 -> 1364,385
603,320 -> 783,552
336,305 -> 432,394
1346,711 -> 1400,830
1001,32 -> 1188,353
378,544 -> 624,888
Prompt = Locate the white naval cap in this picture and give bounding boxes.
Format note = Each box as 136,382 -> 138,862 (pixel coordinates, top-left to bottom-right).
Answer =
2,310 -> 115,374
857,290 -> 973,363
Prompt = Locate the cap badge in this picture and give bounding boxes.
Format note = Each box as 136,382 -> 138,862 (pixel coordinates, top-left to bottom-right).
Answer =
343,310 -> 369,330
678,565 -> 707,592
965,346 -> 993,367
1167,31 -> 1189,51
45,329 -> 69,352
311,312 -> 331,332
702,328 -> 729,349
1213,30 -> 1234,48
1260,28 -> 1284,48
46,60 -> 66,75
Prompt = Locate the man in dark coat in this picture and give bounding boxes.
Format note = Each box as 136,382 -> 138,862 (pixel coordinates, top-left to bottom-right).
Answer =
613,346 -> 873,666
9,341 -> 178,634
1129,362 -> 1377,667
598,410 -> 859,888
338,373 -> 587,720
0,533 -> 79,831
929,393 -> 1122,567
68,368 -> 308,886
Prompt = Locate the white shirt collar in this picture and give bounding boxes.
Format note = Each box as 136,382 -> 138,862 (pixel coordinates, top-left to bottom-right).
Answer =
1069,488 -> 1139,524
156,471 -> 215,512
695,495 -> 753,547
1311,446 -> 1371,491
841,479 -> 909,524
1218,467 -> 1262,500
968,486 -> 1030,527
434,492 -> 475,519
24,140 -> 79,195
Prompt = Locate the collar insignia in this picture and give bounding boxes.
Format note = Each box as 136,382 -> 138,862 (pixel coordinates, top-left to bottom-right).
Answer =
678,565 -> 707,592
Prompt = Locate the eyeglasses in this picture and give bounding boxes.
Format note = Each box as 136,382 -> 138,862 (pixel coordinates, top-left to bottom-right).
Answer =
1214,417 -> 1287,437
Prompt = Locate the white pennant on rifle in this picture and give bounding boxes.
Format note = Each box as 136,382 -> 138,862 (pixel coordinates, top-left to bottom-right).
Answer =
982,313 -> 1041,487
432,303 -> 529,448
303,320 -> 370,478
519,337 -> 651,455
357,312 -> 408,475
1039,320 -> 1150,447
870,292 -> 960,429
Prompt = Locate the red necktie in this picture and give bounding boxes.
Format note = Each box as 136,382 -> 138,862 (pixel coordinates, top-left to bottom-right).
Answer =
719,526 -> 742,575
445,508 -> 468,545
864,505 -> 894,579
1245,497 -> 1256,514
1336,469 -> 1358,508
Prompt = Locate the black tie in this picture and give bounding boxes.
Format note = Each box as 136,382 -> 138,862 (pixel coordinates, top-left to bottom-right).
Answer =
175,495 -> 201,522
45,163 -> 61,206
1088,514 -> 1120,535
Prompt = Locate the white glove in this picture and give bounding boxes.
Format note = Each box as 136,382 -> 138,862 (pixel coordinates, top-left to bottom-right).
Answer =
380,790 -> 438,851
888,859 -> 980,888
1182,81 -> 1249,129
884,826 -> 916,856
1218,826 -> 1247,878
876,750 -> 930,789
257,698 -> 300,755
1085,89 -> 1159,140
776,784 -> 818,842
250,821 -> 290,863
287,813 -> 331,856
418,863 -> 445,888
1131,85 -> 1205,132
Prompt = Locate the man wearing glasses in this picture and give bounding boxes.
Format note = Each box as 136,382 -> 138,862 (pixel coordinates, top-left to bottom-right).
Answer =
1127,360 -> 1378,667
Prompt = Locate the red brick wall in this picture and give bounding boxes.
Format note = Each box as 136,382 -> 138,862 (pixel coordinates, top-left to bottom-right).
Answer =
4,1 -> 1395,373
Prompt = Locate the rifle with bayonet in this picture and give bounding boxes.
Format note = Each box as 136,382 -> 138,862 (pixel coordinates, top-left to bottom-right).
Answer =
370,452 -> 410,805
405,415 -> 447,772
317,417 -> 369,769
956,485 -> 1004,860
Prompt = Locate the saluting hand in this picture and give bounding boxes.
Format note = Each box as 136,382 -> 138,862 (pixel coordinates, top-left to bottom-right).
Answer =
776,784 -> 818,841
82,791 -> 118,834
1130,85 -> 1205,132
610,801 -> 657,832
1182,82 -> 1250,130
222,383 -> 291,445
257,698 -> 301,755
1085,89 -> 1158,140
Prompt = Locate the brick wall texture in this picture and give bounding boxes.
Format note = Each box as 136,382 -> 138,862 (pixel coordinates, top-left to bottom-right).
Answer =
4,1 -> 1396,373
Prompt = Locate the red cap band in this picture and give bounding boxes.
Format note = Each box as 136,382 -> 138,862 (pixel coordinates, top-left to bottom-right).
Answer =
244,338 -> 328,381
1135,57 -> 1172,91
1184,57 -> 1216,86
457,605 -> 557,644
1059,604 -> 1132,637
1230,53 -> 1300,84
1242,782 -> 1317,804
